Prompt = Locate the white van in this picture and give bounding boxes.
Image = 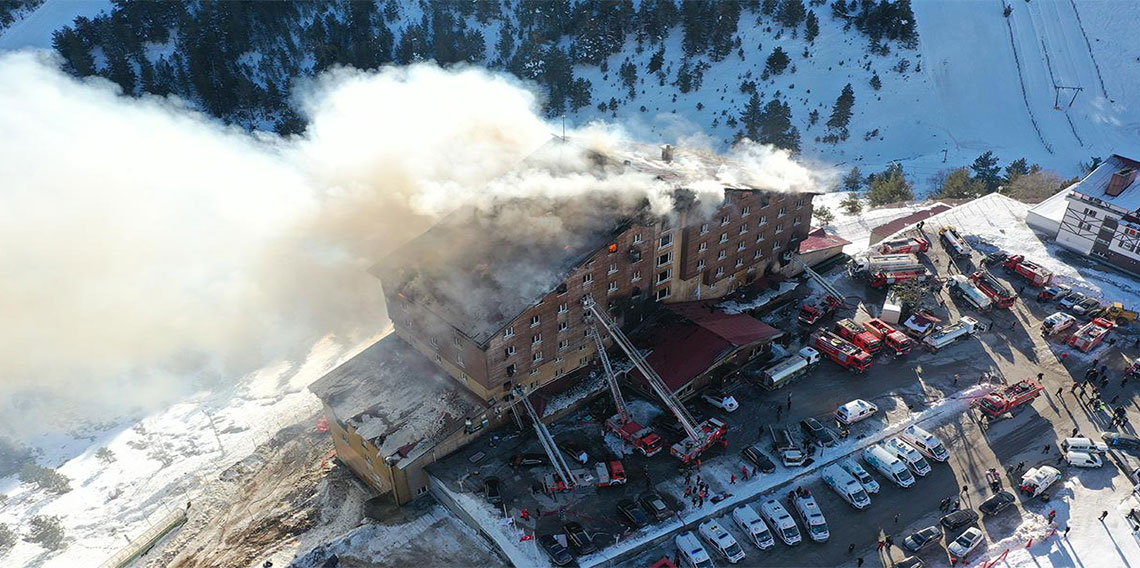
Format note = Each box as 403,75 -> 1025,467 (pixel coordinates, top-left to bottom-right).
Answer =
699,519 -> 746,564
899,425 -> 950,462
1020,466 -> 1061,497
790,488 -> 829,542
675,531 -> 714,568
863,444 -> 915,488
732,504 -> 775,550
1061,437 -> 1109,455
886,437 -> 933,476
759,498 -> 802,545
822,464 -> 871,509
1065,451 -> 1103,468
836,399 -> 879,425
840,458 -> 880,494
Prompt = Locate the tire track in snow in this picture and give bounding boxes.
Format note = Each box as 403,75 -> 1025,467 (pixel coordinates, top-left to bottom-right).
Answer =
1067,0 -> 1109,99
1003,12 -> 1053,154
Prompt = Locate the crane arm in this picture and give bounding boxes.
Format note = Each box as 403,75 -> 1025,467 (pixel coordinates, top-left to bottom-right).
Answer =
589,323 -> 630,424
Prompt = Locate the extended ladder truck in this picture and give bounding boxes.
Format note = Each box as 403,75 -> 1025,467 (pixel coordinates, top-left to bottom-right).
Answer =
588,322 -> 665,456
514,387 -> 580,494
796,259 -> 849,325
584,300 -> 727,464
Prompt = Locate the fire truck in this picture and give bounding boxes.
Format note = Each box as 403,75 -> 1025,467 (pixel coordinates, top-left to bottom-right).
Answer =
939,226 -> 972,259
514,387 -> 581,494
585,300 -> 727,464
813,331 -> 873,373
588,324 -> 664,456
798,295 -> 842,325
973,379 -> 1043,419
868,268 -> 933,289
877,236 -> 930,255
835,318 -> 882,354
1001,255 -> 1053,287
1067,318 -> 1114,353
970,270 -> 1017,309
861,318 -> 914,355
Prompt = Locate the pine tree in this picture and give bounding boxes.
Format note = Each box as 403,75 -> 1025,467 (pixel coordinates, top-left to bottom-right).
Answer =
738,92 -> 764,141
761,0 -> 779,16
842,166 -> 863,191
777,0 -> 806,28
867,163 -> 914,206
826,83 -> 855,132
870,72 -> 881,90
805,10 -> 819,42
970,151 -> 1002,192
937,167 -> 985,199
758,99 -> 800,152
648,47 -> 665,73
620,61 -> 638,98
764,46 -> 791,76
840,193 -> 864,214
1005,158 -> 1030,182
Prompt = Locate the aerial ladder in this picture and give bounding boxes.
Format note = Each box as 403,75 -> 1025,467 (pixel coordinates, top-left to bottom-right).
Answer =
515,386 -> 577,493
588,322 -> 664,456
584,300 -> 726,463
796,259 -> 849,324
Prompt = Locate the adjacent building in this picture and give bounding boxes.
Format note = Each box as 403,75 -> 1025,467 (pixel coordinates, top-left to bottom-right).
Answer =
1055,155 -> 1140,276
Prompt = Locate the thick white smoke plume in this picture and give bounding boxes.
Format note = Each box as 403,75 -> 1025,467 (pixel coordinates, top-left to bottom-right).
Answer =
0,51 -> 830,438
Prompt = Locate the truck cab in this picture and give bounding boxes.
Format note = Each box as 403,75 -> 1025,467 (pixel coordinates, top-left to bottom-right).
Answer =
732,504 -> 775,550
759,498 -> 802,545
698,519 -> 746,564
863,444 -> 915,488
836,318 -> 883,353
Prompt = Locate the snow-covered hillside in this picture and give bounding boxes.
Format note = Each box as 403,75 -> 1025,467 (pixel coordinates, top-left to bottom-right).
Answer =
0,0 -> 109,51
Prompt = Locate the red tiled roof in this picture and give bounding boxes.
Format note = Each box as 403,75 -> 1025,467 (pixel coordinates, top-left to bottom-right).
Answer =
798,227 -> 851,254
869,204 -> 953,238
632,322 -> 734,392
668,301 -> 784,346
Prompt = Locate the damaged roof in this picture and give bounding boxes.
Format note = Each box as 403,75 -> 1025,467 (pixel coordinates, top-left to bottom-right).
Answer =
308,334 -> 486,464
1070,154 -> 1140,213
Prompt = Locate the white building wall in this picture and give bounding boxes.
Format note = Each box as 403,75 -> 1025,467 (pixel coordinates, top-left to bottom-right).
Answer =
1055,200 -> 1100,255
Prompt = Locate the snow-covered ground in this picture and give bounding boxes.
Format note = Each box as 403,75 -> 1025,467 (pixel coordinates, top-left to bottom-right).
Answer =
0,0 -> 110,51
0,333 -> 376,567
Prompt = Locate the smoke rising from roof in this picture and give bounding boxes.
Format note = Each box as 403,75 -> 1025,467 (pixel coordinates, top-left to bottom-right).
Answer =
0,52 -> 830,439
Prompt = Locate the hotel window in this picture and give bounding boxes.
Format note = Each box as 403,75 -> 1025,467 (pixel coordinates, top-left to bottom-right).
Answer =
505,346 -> 516,357
775,223 -> 784,234
558,321 -> 569,332
754,250 -> 764,259
716,267 -> 725,277
533,352 -> 543,363
737,241 -> 746,251
719,233 -> 728,244
657,252 -> 673,267
559,339 -> 570,350
793,217 -> 801,226
530,315 -> 541,327
430,336 -> 439,347
756,233 -> 765,243
736,258 -> 744,268
697,259 -> 706,270
795,197 -> 805,207
632,270 -> 642,281
656,269 -> 672,284
583,273 -> 593,284
778,206 -> 787,217
633,232 -> 643,243
759,215 -> 767,225
608,281 -> 618,293
739,223 -> 748,234
698,241 -> 708,252
700,223 -> 709,234
656,287 -> 671,301
453,336 -> 461,347
608,263 -> 618,274
720,214 -> 730,225
530,368 -> 541,375
532,334 -> 542,345
742,206 -> 751,216
773,239 -> 782,250
718,249 -> 727,260
558,303 -> 568,314
659,232 -> 673,248
456,354 -> 464,367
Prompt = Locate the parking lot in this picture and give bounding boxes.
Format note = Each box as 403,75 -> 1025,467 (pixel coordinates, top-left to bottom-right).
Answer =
427,227 -> 1140,567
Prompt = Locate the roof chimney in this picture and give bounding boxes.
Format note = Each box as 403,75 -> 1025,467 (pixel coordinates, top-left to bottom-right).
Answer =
1106,167 -> 1137,197
661,144 -> 674,163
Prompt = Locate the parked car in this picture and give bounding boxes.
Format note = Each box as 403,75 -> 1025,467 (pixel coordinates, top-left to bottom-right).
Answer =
640,491 -> 672,522
1073,296 -> 1102,316
562,521 -> 596,555
902,525 -> 943,552
509,453 -> 547,468
800,417 -> 839,447
896,556 -> 926,568
741,443 -> 777,473
1059,292 -> 1087,310
558,441 -> 589,465
483,477 -> 502,505
618,499 -> 650,528
940,509 -> 979,531
1102,432 -> 1140,456
701,391 -> 739,412
537,534 -> 574,566
1038,284 -> 1071,302
653,411 -> 709,440
947,526 -> 984,559
979,491 -> 1016,516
